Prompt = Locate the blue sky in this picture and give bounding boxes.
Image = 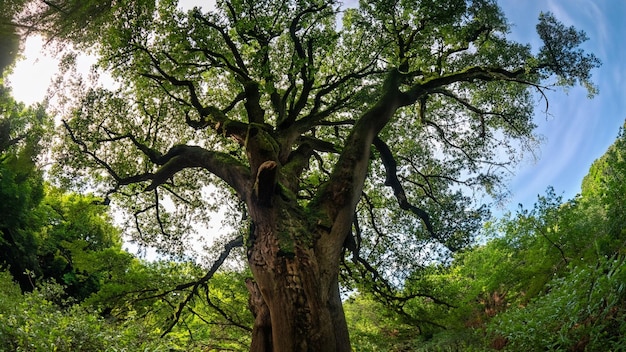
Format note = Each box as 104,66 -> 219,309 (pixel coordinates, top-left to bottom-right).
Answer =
8,1 -> 625,215
497,0 -> 626,212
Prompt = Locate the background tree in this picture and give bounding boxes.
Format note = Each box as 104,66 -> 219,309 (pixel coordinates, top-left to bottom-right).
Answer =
84,260 -> 254,350
0,84 -> 49,291
35,186 -> 131,301
480,128 -> 626,350
0,0 -> 24,74
402,124 -> 626,351
0,83 -> 129,299
17,0 -> 599,350
0,268 -> 192,351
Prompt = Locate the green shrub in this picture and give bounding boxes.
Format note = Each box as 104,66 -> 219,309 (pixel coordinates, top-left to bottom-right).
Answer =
488,256 -> 626,351
0,270 -> 184,351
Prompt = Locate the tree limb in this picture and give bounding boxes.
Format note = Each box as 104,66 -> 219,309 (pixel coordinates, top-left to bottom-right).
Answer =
145,145 -> 251,197
401,65 -> 533,107
161,236 -> 244,336
64,120 -> 251,197
373,137 -> 434,234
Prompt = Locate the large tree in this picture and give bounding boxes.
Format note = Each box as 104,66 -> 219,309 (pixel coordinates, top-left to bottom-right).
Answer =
21,0 -> 599,350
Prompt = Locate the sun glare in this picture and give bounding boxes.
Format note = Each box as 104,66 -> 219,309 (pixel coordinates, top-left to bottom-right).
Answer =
6,35 -> 59,106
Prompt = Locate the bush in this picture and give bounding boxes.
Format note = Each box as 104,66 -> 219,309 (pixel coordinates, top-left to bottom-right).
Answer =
488,256 -> 626,351
0,270 -> 183,351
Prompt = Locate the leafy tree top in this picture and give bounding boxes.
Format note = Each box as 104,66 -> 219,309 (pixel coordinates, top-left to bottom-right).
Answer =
37,0 -> 597,298
13,0 -> 600,347
42,0 -> 597,240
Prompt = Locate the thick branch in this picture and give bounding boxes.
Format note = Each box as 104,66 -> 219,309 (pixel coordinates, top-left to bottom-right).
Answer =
145,145 -> 251,197
64,120 -> 250,197
243,81 -> 265,124
297,135 -> 339,154
401,66 -> 532,107
373,137 -> 434,234
316,70 -> 404,212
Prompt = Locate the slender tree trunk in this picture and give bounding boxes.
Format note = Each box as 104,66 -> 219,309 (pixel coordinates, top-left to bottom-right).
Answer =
246,206 -> 351,352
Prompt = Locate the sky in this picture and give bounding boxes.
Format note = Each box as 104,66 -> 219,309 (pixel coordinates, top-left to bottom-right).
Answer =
5,0 -> 626,216
496,0 -> 626,213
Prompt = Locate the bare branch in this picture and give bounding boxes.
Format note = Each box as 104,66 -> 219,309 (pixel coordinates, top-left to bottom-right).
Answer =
161,236 -> 245,336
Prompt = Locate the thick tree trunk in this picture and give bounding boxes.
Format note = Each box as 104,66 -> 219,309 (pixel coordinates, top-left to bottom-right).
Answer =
246,207 -> 351,352
242,74 -> 404,352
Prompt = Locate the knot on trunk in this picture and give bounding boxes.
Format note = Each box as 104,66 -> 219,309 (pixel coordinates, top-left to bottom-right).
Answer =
254,160 -> 278,206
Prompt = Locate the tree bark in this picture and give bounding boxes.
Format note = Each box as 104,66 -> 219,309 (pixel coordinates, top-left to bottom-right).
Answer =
246,204 -> 352,352
246,278 -> 272,351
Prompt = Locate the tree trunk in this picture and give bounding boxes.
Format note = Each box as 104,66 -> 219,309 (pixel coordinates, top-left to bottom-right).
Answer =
241,74 -> 404,352
246,205 -> 351,352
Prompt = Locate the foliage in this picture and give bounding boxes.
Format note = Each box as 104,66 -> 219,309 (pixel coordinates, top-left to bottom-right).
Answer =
34,186 -> 129,301
0,83 -> 133,298
536,12 -> 601,95
0,0 -> 23,75
85,258 -> 253,351
1,166 -> 134,301
0,270 -> 184,352
412,122 -> 626,350
0,79 -> 254,350
42,0 -> 597,254
0,84 -> 137,304
0,261 -> 255,351
16,0 -> 153,49
344,295 -> 414,351
488,256 -> 626,351
579,125 -> 626,254
0,84 -> 50,290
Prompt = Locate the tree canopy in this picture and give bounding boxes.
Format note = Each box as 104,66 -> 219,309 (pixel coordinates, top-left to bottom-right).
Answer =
7,0 -> 600,350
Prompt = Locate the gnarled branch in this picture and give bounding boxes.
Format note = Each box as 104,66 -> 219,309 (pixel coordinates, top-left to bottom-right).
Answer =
373,137 -> 434,234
